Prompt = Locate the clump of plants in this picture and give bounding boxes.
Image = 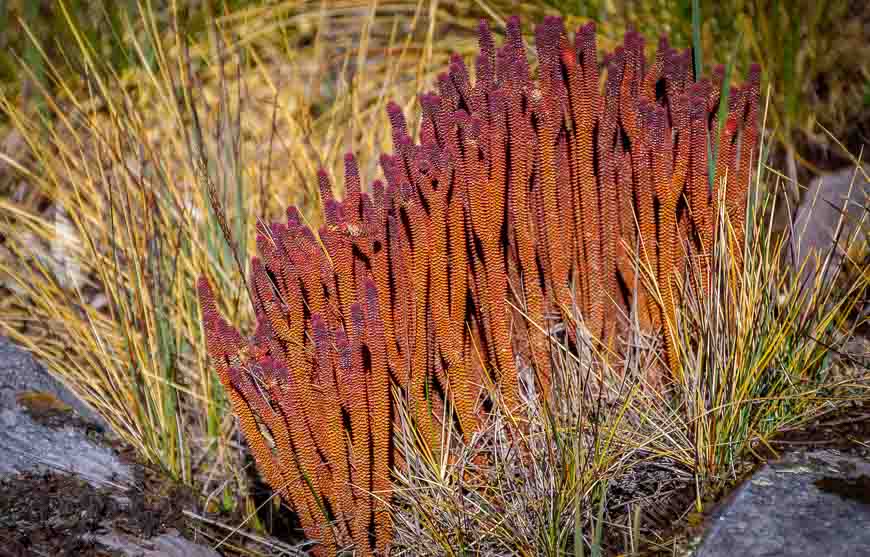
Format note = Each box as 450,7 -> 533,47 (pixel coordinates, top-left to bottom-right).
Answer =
0,3 -> 865,555
197,16 -> 773,554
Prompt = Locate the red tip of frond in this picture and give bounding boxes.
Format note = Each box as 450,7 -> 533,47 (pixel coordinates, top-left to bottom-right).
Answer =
420,93 -> 440,118
324,199 -> 344,227
317,169 -> 334,205
363,279 -> 379,316
748,63 -> 761,86
724,114 -> 739,136
311,314 -> 328,345
452,109 -> 471,130
679,48 -> 692,74
397,133 -> 414,152
252,313 -> 272,347
560,40 -> 577,69
656,36 -> 672,68
257,356 -> 280,383
448,53 -> 468,78
271,221 -> 287,237
506,15 -> 522,40
637,97 -> 655,121
251,259 -> 276,305
690,80 -> 712,103
658,34 -> 670,51
334,329 -> 351,371
386,101 -> 408,140
662,47 -> 679,79
623,29 -> 642,53
298,224 -> 317,246
478,18 -> 494,50
259,353 -> 288,377
286,206 -> 300,226
228,366 -> 265,409
344,152 -> 361,189
436,72 -> 455,103
380,154 -> 400,190
477,19 -> 495,89
534,16 -> 561,63
255,233 -> 272,256
688,88 -> 707,120
610,44 -> 626,67
197,276 -> 218,320
227,366 -> 245,391
266,355 -> 292,385
488,88 -> 506,114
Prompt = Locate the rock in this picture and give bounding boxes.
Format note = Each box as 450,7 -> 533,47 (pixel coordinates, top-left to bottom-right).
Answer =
0,336 -> 128,485
146,530 -> 221,557
0,407 -> 133,484
695,450 -> 870,557
92,529 -> 221,557
787,165 -> 869,296
0,337 -> 222,556
0,336 -> 98,420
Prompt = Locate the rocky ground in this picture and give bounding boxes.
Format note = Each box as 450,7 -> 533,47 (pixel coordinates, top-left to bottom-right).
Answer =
695,448 -> 870,557
0,336 -> 220,557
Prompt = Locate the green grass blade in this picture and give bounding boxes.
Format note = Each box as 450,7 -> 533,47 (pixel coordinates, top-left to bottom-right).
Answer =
691,0 -> 703,82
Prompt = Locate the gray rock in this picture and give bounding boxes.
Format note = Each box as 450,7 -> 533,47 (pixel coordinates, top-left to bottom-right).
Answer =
0,407 -> 133,485
147,530 -> 221,557
0,336 -> 130,486
0,335 -> 100,422
91,529 -> 221,557
0,337 -> 224,556
787,165 -> 868,295
695,450 -> 870,557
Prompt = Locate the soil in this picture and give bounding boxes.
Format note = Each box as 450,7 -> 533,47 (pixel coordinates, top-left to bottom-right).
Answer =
0,456 -> 199,557
0,418 -> 301,557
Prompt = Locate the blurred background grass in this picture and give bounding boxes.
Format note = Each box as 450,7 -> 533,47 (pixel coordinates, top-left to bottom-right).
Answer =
0,0 -> 866,552
3,1 -> 868,183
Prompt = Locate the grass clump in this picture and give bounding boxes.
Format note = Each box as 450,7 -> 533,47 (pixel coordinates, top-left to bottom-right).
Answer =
195,12 -> 866,556
0,2 -> 250,491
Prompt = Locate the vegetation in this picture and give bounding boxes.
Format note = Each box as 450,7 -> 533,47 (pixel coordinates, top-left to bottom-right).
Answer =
0,0 -> 866,555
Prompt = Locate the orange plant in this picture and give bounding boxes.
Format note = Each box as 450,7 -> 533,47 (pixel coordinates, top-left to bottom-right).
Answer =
198,16 -> 758,554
